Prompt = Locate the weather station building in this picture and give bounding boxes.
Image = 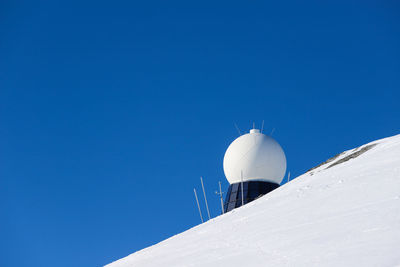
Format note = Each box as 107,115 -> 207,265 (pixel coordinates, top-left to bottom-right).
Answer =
223,128 -> 286,212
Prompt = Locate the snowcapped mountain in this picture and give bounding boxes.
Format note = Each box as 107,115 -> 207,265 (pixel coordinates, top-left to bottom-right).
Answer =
106,134 -> 400,267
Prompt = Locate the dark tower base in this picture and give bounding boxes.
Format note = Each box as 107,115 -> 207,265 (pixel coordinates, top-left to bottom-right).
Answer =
224,181 -> 279,212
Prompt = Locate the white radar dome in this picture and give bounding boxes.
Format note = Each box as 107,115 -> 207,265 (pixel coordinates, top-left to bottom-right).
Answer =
223,128 -> 287,184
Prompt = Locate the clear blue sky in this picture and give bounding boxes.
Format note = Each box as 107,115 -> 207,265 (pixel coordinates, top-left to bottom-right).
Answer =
1,1 -> 399,266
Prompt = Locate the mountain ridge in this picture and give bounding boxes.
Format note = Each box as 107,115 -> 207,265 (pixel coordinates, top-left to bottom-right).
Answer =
106,134 -> 400,267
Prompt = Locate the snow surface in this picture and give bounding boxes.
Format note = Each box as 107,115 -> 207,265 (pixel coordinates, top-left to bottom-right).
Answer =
106,135 -> 400,267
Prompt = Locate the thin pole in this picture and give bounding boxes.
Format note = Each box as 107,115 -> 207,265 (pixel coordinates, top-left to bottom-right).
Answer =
287,171 -> 291,183
261,120 -> 265,133
218,181 -> 224,214
234,123 -> 242,136
200,177 -> 211,220
193,188 -> 203,223
270,128 -> 275,136
241,170 -> 244,206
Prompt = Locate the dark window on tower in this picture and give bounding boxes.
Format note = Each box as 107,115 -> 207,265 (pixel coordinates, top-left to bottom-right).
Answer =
231,183 -> 239,193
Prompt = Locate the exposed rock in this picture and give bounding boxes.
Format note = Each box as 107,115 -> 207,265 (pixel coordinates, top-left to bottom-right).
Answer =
306,152 -> 343,173
326,144 -> 377,169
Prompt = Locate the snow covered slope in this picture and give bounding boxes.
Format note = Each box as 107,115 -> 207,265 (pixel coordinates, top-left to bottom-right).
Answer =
106,135 -> 400,267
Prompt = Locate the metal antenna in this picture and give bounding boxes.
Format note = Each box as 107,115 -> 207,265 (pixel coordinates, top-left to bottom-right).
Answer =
241,170 -> 244,207
234,123 -> 242,136
215,181 -> 224,214
261,120 -> 265,133
200,177 -> 211,220
193,188 -> 203,223
253,122 -> 255,129
287,171 -> 291,183
270,128 -> 275,136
